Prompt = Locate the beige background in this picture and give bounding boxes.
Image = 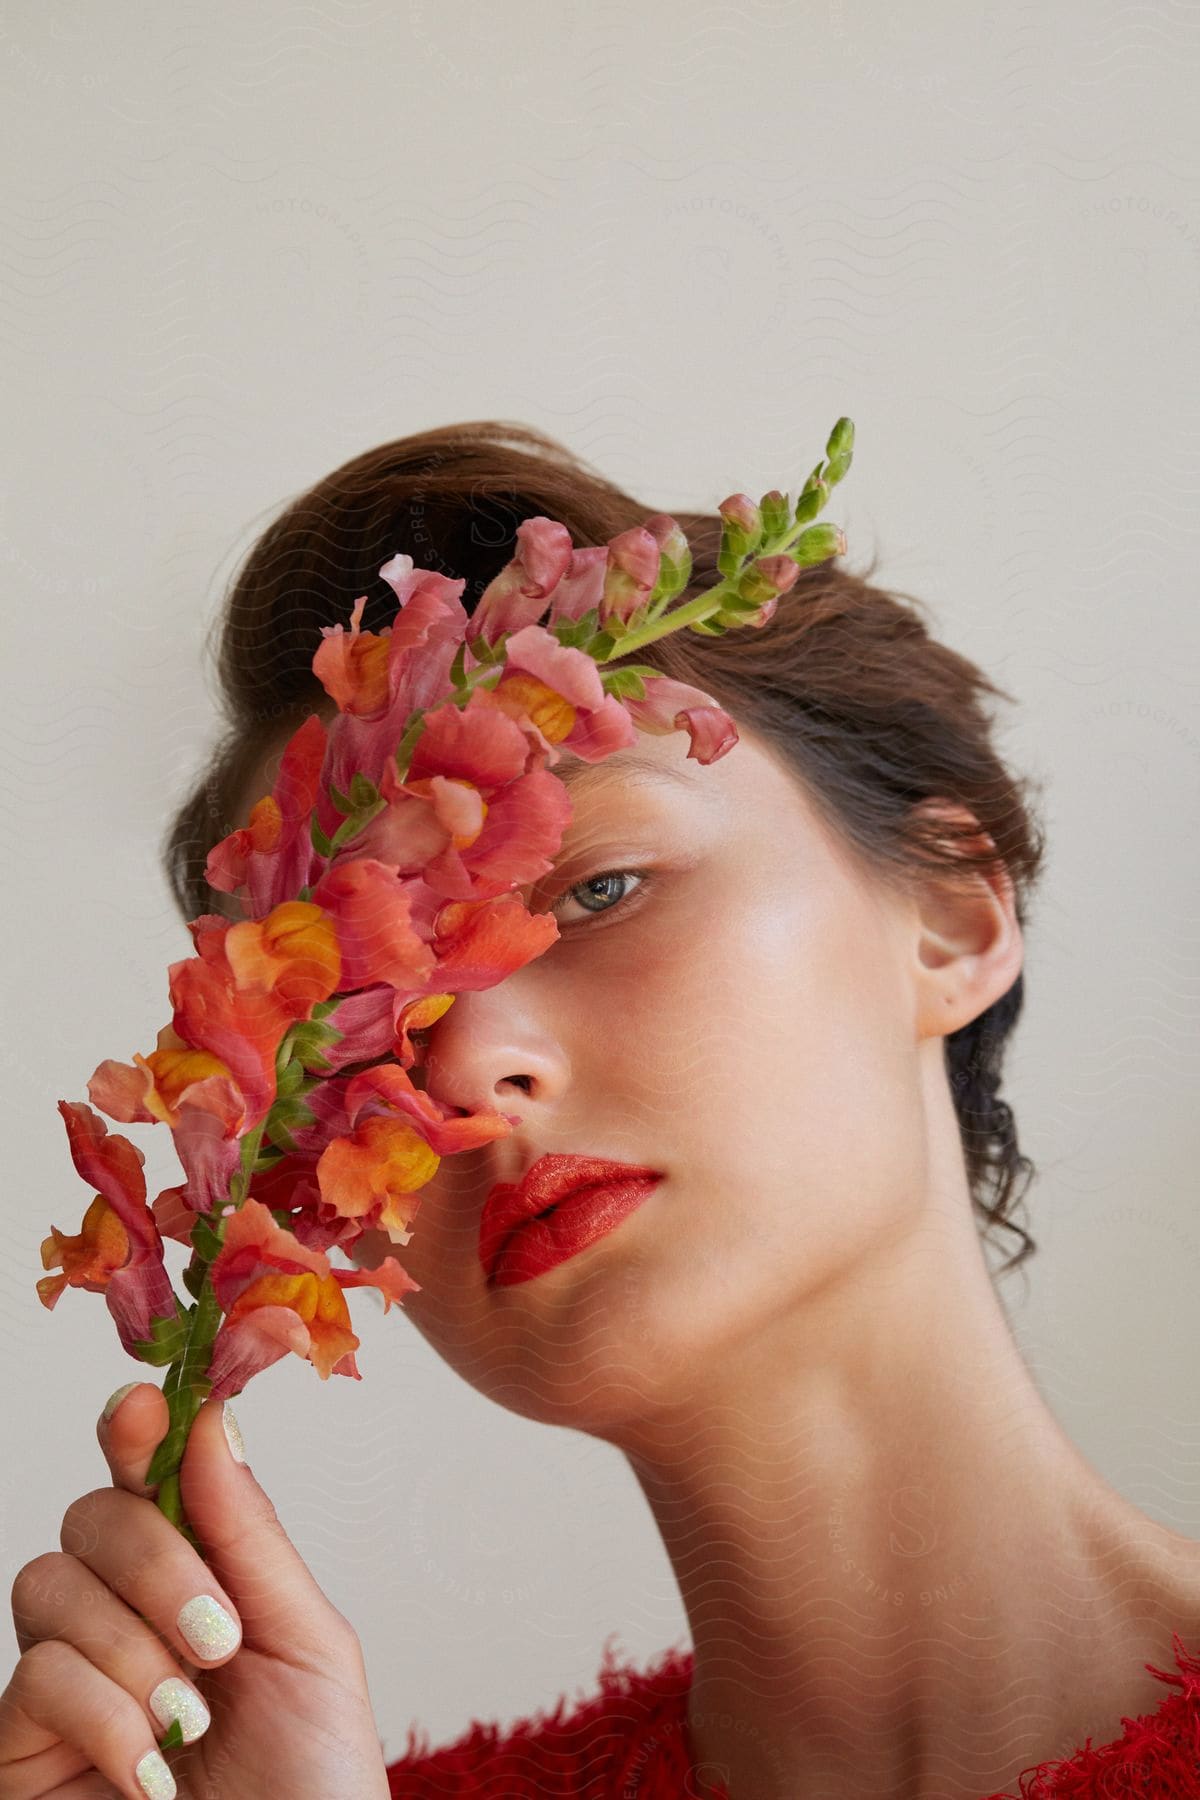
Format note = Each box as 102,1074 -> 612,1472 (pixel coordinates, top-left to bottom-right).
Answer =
1,0 -> 1198,1761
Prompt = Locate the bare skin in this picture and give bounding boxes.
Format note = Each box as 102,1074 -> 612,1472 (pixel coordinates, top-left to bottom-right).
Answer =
237,711 -> 1200,1799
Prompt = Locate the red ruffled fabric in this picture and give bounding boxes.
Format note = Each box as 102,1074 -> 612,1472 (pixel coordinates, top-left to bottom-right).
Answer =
384,1631 -> 1200,1798
384,1633 -> 728,1797
981,1631 -> 1200,1798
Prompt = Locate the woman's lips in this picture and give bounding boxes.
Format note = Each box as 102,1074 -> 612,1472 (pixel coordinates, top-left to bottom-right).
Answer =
478,1154 -> 664,1285
485,1172 -> 663,1287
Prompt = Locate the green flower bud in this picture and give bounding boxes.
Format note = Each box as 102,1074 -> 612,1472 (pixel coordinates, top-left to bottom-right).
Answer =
736,555 -> 801,605
793,474 -> 830,530
642,513 -> 693,610
792,522 -> 847,568
759,489 -> 790,541
825,416 -> 854,465
717,492 -> 764,577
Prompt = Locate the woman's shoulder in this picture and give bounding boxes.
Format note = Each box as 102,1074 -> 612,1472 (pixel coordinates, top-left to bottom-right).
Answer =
980,1631 -> 1200,1798
383,1634 -> 724,1797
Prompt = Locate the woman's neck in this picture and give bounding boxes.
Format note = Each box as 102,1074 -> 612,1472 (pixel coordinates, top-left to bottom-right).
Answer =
615,1168 -> 1197,1799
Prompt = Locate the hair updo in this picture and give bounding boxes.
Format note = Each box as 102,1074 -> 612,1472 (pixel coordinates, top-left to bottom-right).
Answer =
163,420 -> 1047,1277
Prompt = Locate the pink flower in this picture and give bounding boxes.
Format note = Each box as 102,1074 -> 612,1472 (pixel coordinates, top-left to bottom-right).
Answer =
205,711 -> 328,919
39,1103 -> 181,1361
494,625 -> 638,761
622,674 -> 740,764
468,517 -> 575,646
307,859 -> 437,994
544,545 -> 608,626
310,570 -> 472,849
599,527 -> 661,628
342,684 -> 574,902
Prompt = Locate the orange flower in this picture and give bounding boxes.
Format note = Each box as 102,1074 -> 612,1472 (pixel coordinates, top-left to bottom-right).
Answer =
223,899 -> 341,1017
206,1198 -> 419,1401
205,710 -> 328,918
89,1024 -> 235,1129
316,1113 -> 439,1244
311,594 -> 395,717
39,1103 -> 180,1361
38,1193 -> 128,1307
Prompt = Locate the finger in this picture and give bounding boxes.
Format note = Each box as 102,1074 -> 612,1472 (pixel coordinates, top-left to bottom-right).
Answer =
178,1397 -> 356,1669
0,1638 -> 178,1799
96,1384 -> 170,1501
60,1488 -> 242,1673
11,1552 -> 212,1747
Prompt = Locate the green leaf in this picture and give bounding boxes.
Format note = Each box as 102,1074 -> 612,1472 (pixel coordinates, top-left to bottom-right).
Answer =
328,795 -> 388,854
189,1213 -> 223,1261
158,1717 -> 185,1753
601,667 -> 648,702
285,1019 -> 344,1076
348,771 -> 380,810
131,1299 -> 192,1368
274,1058 -> 306,1099
582,629 -> 619,660
392,711 -> 428,782
265,1096 -> 319,1153
447,638 -> 469,690
181,1257 -> 206,1301
327,782 -> 353,816
251,1146 -> 288,1173
310,815 -> 334,858
552,613 -> 595,649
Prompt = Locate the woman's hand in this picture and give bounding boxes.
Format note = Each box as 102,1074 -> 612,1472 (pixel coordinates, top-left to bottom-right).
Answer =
1,1384 -> 390,1799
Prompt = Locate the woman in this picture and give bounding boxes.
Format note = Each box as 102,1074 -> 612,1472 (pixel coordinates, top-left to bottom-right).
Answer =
5,423 -> 1198,1799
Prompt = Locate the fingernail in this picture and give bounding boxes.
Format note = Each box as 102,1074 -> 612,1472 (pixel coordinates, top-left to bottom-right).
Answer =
149,1675 -> 211,1745
221,1402 -> 245,1464
102,1381 -> 141,1423
177,1593 -> 241,1662
134,1746 -> 177,1798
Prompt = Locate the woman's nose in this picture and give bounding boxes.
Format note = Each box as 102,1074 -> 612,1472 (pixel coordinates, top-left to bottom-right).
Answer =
420,986 -> 572,1108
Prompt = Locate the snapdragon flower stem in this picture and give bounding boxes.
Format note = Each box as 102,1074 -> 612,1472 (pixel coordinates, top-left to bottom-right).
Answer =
595,578 -> 737,658
598,513 -> 818,659
153,1268 -> 223,1547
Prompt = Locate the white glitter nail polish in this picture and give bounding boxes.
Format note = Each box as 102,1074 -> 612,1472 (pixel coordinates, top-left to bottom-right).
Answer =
101,1380 -> 140,1423
221,1402 -> 245,1463
177,1593 -> 241,1661
149,1675 -> 211,1745
135,1746 -> 177,1798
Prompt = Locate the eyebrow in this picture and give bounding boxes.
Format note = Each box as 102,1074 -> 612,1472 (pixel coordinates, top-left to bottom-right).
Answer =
551,752 -> 698,792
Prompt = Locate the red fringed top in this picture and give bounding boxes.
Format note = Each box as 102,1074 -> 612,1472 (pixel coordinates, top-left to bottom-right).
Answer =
384,1630 -> 1200,1797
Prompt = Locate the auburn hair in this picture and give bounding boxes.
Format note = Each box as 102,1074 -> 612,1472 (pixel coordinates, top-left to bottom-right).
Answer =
163,420 -> 1047,1276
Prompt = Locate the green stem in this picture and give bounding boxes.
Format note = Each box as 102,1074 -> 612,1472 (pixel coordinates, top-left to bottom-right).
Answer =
595,580 -> 737,659
597,513 -> 818,660
151,1270 -> 224,1549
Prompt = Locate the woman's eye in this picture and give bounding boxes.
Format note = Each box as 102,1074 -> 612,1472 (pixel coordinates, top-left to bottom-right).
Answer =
550,868 -> 647,926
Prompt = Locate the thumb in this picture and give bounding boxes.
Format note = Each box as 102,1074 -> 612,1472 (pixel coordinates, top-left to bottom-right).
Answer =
96,1380 -> 245,1503
178,1395 -> 356,1667
97,1380 -> 170,1497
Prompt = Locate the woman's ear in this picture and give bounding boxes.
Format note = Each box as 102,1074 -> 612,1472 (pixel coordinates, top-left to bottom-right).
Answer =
906,801 -> 1024,1041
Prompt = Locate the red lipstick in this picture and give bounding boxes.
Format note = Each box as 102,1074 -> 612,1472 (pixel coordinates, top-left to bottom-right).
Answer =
479,1154 -> 663,1287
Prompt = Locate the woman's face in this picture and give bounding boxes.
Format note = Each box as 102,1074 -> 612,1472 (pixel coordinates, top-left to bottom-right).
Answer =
340,720 -> 956,1439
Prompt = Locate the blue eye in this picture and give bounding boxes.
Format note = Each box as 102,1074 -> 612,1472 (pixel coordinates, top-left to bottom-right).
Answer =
551,867 -> 648,926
